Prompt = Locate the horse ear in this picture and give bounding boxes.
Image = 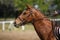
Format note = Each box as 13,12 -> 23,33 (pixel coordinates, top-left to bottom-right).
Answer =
26,4 -> 32,9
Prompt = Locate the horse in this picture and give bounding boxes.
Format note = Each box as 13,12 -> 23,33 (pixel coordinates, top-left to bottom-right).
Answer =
14,4 -> 58,40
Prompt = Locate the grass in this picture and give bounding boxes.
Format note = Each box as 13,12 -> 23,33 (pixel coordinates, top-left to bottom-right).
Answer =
0,18 -> 14,21
24,23 -> 34,31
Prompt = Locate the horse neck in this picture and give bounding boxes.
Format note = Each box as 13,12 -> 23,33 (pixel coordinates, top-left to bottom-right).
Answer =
33,10 -> 45,21
32,11 -> 53,40
32,10 -> 52,28
31,9 -> 56,40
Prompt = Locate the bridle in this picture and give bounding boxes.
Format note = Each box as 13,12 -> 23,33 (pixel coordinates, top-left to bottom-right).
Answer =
17,10 -> 33,25
17,9 -> 47,25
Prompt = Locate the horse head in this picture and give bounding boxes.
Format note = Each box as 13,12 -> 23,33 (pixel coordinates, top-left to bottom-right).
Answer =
14,4 -> 44,27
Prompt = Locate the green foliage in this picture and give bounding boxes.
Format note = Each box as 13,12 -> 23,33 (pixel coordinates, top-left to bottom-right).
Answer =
1,0 -> 60,18
54,0 -> 60,9
13,0 -> 50,11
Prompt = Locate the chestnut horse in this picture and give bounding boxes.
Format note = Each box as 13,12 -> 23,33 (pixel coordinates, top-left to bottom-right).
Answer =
14,5 -> 57,40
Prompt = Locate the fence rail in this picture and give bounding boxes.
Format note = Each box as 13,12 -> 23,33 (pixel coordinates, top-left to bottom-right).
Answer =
0,21 -> 14,31
0,20 -> 25,31
50,19 -> 60,21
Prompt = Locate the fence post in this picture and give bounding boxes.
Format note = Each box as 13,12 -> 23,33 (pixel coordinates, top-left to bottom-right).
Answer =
8,21 -> 14,31
21,25 -> 25,31
2,22 -> 5,32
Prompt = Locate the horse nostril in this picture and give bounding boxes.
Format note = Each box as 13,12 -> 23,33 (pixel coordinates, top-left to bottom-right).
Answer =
14,24 -> 16,27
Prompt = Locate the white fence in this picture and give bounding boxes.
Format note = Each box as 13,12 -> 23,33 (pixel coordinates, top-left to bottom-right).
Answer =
0,21 -> 14,31
50,19 -> 60,21
0,19 -> 60,32
0,21 -> 25,31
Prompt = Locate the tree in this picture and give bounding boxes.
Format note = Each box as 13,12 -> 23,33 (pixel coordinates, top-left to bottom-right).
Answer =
54,0 -> 60,10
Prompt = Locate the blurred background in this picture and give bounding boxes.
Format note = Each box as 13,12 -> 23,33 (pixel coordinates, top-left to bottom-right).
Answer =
0,0 -> 60,40
0,0 -> 60,19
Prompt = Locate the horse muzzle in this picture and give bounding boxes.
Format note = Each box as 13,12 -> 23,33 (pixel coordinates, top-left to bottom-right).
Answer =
14,22 -> 20,28
13,21 -> 25,28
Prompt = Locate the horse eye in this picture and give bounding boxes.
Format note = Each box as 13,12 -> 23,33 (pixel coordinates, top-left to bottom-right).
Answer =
23,13 -> 26,15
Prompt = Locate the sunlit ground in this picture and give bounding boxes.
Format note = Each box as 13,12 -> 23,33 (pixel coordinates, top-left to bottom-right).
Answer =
0,21 -> 40,40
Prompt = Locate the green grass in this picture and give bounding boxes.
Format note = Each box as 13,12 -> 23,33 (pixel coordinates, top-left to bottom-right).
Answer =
24,23 -> 34,31
0,18 -> 14,21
